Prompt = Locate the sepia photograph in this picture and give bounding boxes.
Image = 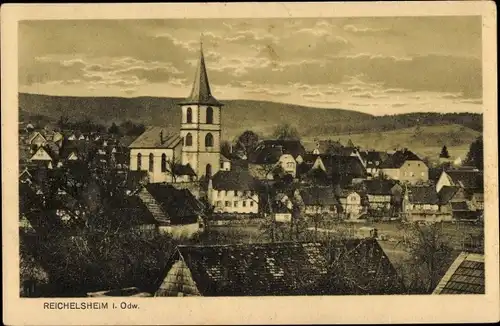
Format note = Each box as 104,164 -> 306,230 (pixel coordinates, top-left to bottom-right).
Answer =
2,2 -> 499,325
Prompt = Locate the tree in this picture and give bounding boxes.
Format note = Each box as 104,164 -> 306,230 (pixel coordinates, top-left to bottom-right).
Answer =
464,136 -> 483,169
108,122 -> 120,135
439,145 -> 450,159
220,140 -> 232,159
234,130 -> 259,157
396,222 -> 454,293
272,123 -> 300,140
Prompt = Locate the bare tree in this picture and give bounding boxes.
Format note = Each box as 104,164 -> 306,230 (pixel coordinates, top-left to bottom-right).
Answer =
395,222 -> 454,293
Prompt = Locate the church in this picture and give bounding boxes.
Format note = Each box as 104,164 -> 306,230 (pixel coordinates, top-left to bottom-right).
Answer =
128,43 -> 226,183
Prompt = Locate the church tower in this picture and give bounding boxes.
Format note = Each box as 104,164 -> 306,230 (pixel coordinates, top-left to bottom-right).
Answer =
179,41 -> 223,179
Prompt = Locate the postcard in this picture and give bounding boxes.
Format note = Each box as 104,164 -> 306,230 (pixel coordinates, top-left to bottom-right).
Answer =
2,2 -> 499,325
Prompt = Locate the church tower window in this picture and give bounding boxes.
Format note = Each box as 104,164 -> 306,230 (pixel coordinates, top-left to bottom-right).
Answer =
161,154 -> 167,172
186,107 -> 192,123
185,133 -> 193,146
137,153 -> 142,171
149,153 -> 154,172
206,107 -> 213,124
205,133 -> 214,147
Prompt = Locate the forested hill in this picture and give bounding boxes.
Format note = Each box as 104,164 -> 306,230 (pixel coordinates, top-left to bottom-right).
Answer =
19,92 -> 482,139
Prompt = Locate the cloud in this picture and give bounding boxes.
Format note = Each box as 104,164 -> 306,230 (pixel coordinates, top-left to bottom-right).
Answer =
458,99 -> 482,104
351,92 -> 388,99
379,88 -> 409,94
244,88 -> 291,97
440,93 -> 463,99
309,99 -> 341,105
343,24 -> 390,34
302,92 -> 323,98
391,103 -> 407,108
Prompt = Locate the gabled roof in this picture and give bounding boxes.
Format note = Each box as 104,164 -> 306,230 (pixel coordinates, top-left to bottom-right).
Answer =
406,186 -> 439,204
212,169 -> 258,191
363,180 -> 395,195
249,140 -> 306,164
317,154 -> 367,178
156,240 -> 403,296
300,187 -> 339,206
433,252 -> 484,294
145,184 -> 205,224
179,44 -> 222,106
129,127 -> 182,149
451,201 -> 470,211
438,186 -> 459,204
445,170 -> 484,190
380,149 -> 423,169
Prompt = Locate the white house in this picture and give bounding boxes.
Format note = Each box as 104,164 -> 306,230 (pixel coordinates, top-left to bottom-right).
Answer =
208,169 -> 259,214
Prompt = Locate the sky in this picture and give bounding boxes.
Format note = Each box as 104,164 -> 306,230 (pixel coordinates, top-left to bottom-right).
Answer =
18,16 -> 482,115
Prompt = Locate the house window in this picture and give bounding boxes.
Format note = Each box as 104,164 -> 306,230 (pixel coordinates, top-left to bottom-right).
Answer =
421,172 -> 425,177
185,133 -> 193,146
250,201 -> 254,207
137,153 -> 142,170
225,201 -> 231,207
149,153 -> 154,172
234,201 -> 238,207
205,133 -> 214,147
161,154 -> 167,172
243,201 -> 247,207
410,172 -> 415,177
206,107 -> 213,124
286,162 -> 294,169
216,200 -> 222,207
206,164 -> 212,178
186,107 -> 192,123
417,163 -> 421,167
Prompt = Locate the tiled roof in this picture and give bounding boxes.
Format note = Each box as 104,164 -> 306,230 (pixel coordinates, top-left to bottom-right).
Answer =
173,163 -> 197,177
156,240 -> 403,296
438,186 -> 459,204
300,187 -> 339,206
446,170 -> 484,190
433,252 -> 484,294
363,180 -> 395,195
212,169 -> 259,191
128,127 -> 182,149
406,186 -> 439,204
145,184 -> 205,224
380,149 -> 423,169
317,155 -> 367,178
249,140 -> 306,164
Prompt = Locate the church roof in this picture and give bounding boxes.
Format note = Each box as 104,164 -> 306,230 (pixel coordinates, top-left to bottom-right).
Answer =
128,127 -> 182,149
179,43 -> 222,107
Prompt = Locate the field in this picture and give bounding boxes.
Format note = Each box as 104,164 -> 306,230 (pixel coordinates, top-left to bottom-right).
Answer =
303,124 -> 479,162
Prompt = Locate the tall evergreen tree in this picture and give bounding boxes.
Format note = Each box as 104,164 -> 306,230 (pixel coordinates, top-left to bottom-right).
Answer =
439,145 -> 450,158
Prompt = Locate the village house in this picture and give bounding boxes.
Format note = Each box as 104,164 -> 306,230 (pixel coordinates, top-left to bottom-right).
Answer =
154,240 -> 403,297
27,131 -> 47,148
135,183 -> 206,239
379,148 -> 428,184
362,179 -> 395,211
300,186 -> 340,216
436,168 -> 483,193
208,169 -> 259,214
360,150 -> 389,177
301,154 -> 367,186
338,189 -> 365,220
403,185 -> 453,222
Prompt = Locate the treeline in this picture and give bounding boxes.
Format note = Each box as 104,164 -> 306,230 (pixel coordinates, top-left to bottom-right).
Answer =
303,112 -> 483,136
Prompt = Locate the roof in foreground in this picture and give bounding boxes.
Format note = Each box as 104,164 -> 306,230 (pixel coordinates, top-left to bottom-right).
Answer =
433,252 -> 484,294
128,127 -> 181,149
155,239 -> 403,297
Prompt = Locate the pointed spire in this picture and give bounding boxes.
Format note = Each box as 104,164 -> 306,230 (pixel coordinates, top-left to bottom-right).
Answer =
180,35 -> 222,106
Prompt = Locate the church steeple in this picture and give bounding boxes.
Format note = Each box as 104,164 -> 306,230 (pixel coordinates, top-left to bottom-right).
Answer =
180,37 -> 222,106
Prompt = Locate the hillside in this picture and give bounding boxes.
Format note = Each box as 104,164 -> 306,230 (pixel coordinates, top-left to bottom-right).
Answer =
19,93 -> 482,141
303,124 -> 481,162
